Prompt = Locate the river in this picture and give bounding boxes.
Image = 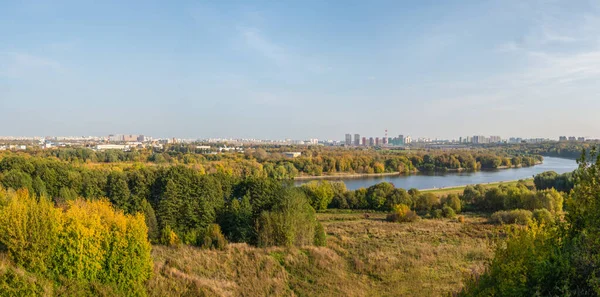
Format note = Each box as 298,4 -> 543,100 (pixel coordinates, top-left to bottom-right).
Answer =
293,157 -> 578,190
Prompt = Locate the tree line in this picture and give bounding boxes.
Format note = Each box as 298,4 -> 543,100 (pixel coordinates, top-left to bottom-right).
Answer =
7,145 -> 543,179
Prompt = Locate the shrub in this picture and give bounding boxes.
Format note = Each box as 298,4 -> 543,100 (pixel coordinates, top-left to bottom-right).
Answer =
314,222 -> 326,246
198,224 -> 227,250
490,209 -> 533,225
160,225 -> 181,247
386,204 -> 419,223
457,215 -> 465,223
442,206 -> 456,218
257,190 -> 317,247
533,209 -> 554,225
431,209 -> 443,219
415,193 -> 440,212
443,194 -> 462,213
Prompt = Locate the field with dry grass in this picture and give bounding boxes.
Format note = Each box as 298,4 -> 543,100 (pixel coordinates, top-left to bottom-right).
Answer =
148,212 -> 499,297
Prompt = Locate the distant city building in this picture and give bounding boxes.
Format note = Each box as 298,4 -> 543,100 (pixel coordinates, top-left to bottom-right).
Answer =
568,136 -> 576,141
95,144 -> 130,151
369,137 -> 375,146
354,134 -> 360,146
284,152 -> 302,158
489,136 -> 502,143
375,137 -> 380,146
578,137 -> 586,142
361,137 -> 366,146
509,137 -> 523,144
559,136 -> 567,142
345,134 -> 352,146
108,134 -> 124,142
403,135 -> 412,144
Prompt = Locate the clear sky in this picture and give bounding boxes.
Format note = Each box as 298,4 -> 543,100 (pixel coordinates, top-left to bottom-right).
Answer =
1,0 -> 599,140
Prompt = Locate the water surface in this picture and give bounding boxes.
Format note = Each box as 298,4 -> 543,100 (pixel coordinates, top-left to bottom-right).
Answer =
294,157 -> 577,190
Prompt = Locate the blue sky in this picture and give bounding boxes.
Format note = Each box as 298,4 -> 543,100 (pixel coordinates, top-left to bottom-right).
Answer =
1,0 -> 600,140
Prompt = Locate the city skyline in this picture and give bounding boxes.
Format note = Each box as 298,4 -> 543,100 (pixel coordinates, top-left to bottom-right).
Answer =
3,1 -> 600,139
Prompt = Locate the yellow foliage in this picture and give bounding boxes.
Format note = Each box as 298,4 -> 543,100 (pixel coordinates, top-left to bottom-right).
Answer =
0,189 -> 152,294
0,189 -> 62,275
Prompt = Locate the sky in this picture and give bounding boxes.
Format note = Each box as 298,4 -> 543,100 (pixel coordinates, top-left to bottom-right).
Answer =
1,0 -> 600,140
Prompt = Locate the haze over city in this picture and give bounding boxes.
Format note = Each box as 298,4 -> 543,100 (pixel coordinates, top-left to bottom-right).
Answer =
2,0 -> 600,139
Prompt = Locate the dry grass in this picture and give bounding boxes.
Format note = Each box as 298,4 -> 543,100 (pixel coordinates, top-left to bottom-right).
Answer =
147,213 -> 498,297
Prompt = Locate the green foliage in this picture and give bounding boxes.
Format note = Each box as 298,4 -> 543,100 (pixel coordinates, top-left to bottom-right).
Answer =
441,206 -> 456,218
415,193 -> 440,212
301,180 -> 334,210
159,225 -> 180,247
490,209 -> 533,225
0,263 -> 51,297
197,224 -> 227,250
532,209 -> 554,225
314,222 -> 326,247
458,224 -> 571,297
442,194 -> 461,213
141,200 -> 159,242
257,190 -> 317,247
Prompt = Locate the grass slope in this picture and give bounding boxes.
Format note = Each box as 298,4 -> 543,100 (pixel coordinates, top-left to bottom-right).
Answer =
147,212 -> 498,297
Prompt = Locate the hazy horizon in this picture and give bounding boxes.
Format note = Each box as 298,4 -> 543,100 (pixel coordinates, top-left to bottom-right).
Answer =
2,1 -> 600,140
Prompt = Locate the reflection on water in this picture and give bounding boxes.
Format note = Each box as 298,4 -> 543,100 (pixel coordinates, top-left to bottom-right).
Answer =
294,157 -> 578,190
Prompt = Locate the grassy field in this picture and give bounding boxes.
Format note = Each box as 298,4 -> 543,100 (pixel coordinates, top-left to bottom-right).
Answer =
421,179 -> 534,197
148,212 -> 499,297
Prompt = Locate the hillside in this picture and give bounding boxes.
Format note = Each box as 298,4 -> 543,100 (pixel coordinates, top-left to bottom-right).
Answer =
147,212 -> 497,297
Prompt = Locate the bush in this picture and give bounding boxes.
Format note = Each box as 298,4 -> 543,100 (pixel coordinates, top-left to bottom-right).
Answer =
457,215 -> 465,223
415,193 -> 440,212
490,209 -> 533,225
442,206 -> 456,218
257,190 -> 317,247
160,225 -> 181,247
198,224 -> 227,250
443,194 -> 462,213
314,222 -> 326,246
386,204 -> 419,223
533,209 -> 555,225
431,209 -> 443,219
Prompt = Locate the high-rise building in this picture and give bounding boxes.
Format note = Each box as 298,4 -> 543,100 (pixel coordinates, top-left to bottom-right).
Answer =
559,136 -> 567,142
361,137 -> 367,146
403,135 -> 412,144
568,136 -> 576,141
375,137 -> 380,146
369,137 -> 375,146
489,136 -> 501,143
354,134 -> 360,146
382,137 -> 388,145
345,134 -> 352,146
578,137 -> 586,142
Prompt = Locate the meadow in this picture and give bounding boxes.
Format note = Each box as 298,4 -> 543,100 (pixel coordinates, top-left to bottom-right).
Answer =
148,212 -> 499,297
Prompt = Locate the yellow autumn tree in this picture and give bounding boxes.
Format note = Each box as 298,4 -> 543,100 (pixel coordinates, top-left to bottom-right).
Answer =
0,188 -> 152,295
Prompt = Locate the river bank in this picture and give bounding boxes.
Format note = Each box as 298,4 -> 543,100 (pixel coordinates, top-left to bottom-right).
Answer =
293,162 -> 542,181
293,157 -> 576,191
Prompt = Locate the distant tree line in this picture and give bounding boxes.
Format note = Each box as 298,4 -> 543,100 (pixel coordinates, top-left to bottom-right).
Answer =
8,145 -> 543,179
